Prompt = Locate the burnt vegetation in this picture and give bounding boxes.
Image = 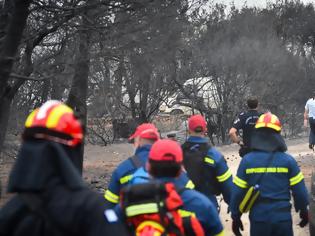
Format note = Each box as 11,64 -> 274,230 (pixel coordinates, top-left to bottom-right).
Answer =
0,0 -> 315,158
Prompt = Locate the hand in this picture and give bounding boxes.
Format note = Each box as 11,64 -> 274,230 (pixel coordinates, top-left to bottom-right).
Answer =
232,217 -> 243,236
299,210 -> 309,227
304,119 -> 308,127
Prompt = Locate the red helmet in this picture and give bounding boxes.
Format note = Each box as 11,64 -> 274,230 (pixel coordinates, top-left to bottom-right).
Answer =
129,123 -> 160,140
149,139 -> 183,163
188,114 -> 207,132
23,100 -> 83,146
255,112 -> 281,132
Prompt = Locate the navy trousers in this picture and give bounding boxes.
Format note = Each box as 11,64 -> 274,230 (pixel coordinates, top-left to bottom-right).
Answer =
250,220 -> 293,236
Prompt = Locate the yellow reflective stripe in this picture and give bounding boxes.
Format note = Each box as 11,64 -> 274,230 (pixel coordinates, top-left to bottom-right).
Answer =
25,109 -> 38,127
246,167 -> 288,174
204,157 -> 214,164
185,180 -> 195,189
290,172 -> 304,186
215,230 -> 225,236
178,209 -> 196,217
217,170 -> 232,182
233,176 -> 248,188
126,203 -> 159,217
120,175 -> 133,184
46,105 -> 73,128
104,190 -> 119,203
137,220 -> 164,233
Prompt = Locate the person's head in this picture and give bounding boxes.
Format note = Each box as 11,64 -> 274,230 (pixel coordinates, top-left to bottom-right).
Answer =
247,97 -> 258,110
129,123 -> 160,148
147,139 -> 183,178
23,100 -> 83,147
188,114 -> 207,136
255,112 -> 281,133
8,100 -> 85,193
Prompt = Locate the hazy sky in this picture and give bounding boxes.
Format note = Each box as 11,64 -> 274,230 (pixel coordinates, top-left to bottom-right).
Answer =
212,0 -> 314,8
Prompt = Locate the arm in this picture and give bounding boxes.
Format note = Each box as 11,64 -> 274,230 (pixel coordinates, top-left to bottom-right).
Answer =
230,158 -> 248,218
304,101 -> 309,127
229,127 -> 241,144
229,115 -> 242,144
289,159 -> 309,213
104,170 -> 120,208
200,199 -> 224,236
213,151 -> 233,205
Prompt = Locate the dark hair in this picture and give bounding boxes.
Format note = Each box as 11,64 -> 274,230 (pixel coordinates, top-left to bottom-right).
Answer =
148,160 -> 181,178
247,97 -> 258,109
194,126 -> 204,133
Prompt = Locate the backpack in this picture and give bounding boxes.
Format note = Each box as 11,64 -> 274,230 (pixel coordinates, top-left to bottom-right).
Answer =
120,182 -> 204,236
182,142 -> 221,196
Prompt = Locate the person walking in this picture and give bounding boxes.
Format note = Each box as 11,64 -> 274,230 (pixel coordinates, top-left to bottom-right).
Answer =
104,123 -> 160,206
0,100 -> 128,236
182,114 -> 233,209
117,139 -> 225,236
304,93 -> 315,150
229,97 -> 262,157
230,112 -> 309,236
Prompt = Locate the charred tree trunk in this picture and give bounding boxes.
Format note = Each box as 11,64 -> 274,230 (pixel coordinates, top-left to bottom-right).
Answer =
0,0 -> 31,155
67,16 -> 91,174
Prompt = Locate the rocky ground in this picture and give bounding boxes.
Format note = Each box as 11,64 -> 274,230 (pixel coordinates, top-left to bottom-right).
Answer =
0,137 -> 314,235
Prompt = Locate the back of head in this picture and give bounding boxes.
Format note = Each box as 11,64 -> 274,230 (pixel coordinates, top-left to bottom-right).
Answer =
129,123 -> 160,146
251,112 -> 287,152
188,114 -> 207,135
8,100 -> 84,193
247,97 -> 258,110
148,139 -> 183,178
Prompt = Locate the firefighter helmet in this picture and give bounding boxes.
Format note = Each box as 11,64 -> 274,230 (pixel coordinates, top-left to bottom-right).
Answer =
23,100 -> 83,146
255,112 -> 281,132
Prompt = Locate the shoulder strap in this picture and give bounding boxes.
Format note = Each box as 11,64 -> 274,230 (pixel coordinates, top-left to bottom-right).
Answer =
19,193 -> 67,234
129,154 -> 142,169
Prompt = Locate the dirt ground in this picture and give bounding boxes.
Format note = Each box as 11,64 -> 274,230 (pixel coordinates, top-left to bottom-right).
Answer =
1,137 -> 314,235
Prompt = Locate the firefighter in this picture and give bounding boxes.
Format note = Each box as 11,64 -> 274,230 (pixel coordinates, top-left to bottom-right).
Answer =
182,114 -> 233,209
105,123 -> 194,207
229,97 -> 262,157
0,100 -> 128,236
230,112 -> 309,236
118,139 -> 225,236
104,123 -> 160,206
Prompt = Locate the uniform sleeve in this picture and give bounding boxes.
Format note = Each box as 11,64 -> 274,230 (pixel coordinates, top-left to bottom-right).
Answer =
214,153 -> 233,205
198,199 -> 224,236
104,169 -> 121,207
232,114 -> 242,130
288,158 -> 309,212
230,158 -> 249,218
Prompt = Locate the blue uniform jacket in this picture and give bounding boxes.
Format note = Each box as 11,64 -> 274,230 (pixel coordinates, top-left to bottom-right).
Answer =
231,151 -> 309,222
185,136 -> 233,207
115,177 -> 224,236
104,145 -> 194,207
104,145 -> 151,206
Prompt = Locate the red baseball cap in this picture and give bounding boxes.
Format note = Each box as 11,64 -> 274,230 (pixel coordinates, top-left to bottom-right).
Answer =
188,114 -> 207,132
129,123 -> 160,140
149,139 -> 183,163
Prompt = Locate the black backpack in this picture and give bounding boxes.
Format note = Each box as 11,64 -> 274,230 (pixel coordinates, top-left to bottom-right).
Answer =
182,142 -> 221,196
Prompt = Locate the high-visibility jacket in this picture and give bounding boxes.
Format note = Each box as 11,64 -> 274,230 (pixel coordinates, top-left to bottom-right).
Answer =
182,136 -> 233,208
115,178 -> 224,236
104,145 -> 194,207
104,145 -> 151,206
230,150 -> 309,222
